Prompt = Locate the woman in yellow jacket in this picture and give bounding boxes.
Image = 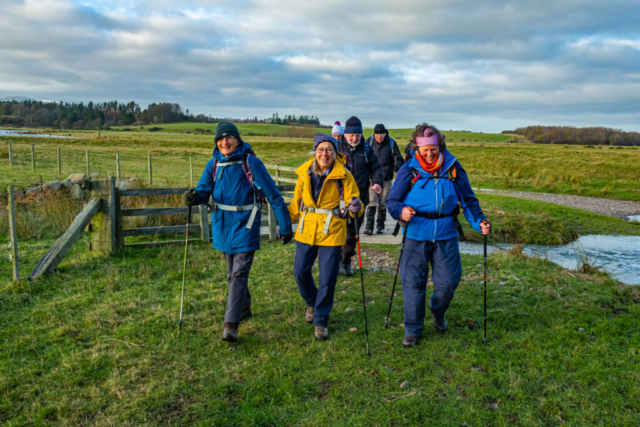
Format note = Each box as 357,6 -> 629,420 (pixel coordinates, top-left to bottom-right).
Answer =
289,133 -> 364,341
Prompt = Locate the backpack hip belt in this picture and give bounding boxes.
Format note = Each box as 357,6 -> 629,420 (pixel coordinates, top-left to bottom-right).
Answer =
297,206 -> 346,235
413,205 -> 460,219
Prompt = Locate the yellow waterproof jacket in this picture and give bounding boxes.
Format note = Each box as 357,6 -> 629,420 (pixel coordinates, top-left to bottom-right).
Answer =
288,153 -> 363,246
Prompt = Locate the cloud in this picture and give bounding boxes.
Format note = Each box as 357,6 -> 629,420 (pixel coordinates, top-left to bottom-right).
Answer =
0,0 -> 639,131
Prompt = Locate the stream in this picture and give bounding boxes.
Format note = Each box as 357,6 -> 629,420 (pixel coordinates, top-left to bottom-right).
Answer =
0,129 -> 72,138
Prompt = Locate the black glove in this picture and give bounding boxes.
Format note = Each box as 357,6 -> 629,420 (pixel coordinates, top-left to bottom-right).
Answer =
277,229 -> 294,245
182,189 -> 198,207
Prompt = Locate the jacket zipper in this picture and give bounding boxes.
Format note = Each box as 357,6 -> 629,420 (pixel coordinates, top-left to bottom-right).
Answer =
433,177 -> 438,242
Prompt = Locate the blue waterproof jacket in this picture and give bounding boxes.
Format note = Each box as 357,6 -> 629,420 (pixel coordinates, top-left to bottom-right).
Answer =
387,149 -> 485,242
194,141 -> 292,254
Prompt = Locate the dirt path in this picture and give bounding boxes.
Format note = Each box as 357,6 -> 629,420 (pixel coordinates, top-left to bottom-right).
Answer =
474,189 -> 640,220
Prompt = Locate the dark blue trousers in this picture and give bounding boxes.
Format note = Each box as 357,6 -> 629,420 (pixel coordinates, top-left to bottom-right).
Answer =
293,242 -> 342,327
400,237 -> 462,337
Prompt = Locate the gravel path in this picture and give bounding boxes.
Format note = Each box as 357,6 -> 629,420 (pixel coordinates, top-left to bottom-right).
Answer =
475,189 -> 640,220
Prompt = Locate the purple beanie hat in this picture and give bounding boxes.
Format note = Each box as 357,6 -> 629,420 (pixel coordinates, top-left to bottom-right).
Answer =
313,133 -> 339,152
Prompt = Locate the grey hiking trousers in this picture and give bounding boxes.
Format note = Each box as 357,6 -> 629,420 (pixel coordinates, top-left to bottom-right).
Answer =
224,251 -> 255,323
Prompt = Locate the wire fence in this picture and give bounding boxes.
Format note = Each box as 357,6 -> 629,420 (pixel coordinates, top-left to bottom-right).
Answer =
2,142 -> 298,191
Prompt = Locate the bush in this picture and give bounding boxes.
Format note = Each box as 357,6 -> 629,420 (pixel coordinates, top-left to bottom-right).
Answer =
148,127 -> 162,132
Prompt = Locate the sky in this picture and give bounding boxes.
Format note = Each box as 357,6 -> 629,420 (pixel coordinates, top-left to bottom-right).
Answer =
1,0 -> 639,132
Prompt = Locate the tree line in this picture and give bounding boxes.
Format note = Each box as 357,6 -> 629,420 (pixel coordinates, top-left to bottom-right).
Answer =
0,99 -> 324,129
503,126 -> 640,146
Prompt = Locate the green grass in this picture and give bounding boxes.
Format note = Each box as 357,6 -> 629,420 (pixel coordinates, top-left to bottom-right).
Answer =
110,122 -> 512,143
1,240 -> 639,425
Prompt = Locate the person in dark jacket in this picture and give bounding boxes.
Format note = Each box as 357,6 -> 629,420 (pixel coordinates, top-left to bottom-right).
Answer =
183,122 -> 293,343
337,116 -> 384,276
364,124 -> 404,234
387,123 -> 491,347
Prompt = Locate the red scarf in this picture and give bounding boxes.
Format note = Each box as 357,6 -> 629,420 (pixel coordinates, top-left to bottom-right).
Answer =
415,151 -> 445,174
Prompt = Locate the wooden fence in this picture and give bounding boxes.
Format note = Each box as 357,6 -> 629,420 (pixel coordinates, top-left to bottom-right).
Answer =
27,170 -> 297,281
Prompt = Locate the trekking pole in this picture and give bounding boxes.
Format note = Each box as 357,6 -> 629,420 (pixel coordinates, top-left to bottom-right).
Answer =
178,206 -> 193,332
482,220 -> 489,343
384,221 -> 409,329
352,198 -> 371,357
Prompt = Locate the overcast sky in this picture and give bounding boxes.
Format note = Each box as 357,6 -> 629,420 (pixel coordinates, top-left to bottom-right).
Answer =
1,0 -> 639,132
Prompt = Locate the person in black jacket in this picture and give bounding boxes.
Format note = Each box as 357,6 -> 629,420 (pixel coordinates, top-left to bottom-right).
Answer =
364,124 -> 404,234
337,116 -> 384,276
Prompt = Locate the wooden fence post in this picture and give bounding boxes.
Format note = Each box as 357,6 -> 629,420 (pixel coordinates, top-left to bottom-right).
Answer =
8,143 -> 13,169
86,150 -> 90,176
268,202 -> 277,240
189,156 -> 194,187
89,176 -> 116,253
8,186 -> 19,281
148,154 -> 152,185
31,144 -> 36,172
57,147 -> 61,175
116,153 -> 121,179
199,204 -> 210,243
275,164 -> 281,184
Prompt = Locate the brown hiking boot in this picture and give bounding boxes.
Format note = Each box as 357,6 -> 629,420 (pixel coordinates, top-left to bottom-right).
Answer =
305,306 -> 314,323
315,326 -> 329,341
222,322 -> 239,342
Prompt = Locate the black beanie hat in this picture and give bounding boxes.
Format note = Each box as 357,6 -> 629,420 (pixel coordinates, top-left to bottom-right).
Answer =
215,122 -> 242,143
344,116 -> 363,134
374,124 -> 387,134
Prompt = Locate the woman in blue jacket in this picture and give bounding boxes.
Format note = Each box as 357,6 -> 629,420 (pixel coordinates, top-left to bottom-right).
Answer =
183,122 -> 293,342
387,123 -> 491,347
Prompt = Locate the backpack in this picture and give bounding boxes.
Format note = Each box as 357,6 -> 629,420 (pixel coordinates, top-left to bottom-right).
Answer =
212,151 -> 267,206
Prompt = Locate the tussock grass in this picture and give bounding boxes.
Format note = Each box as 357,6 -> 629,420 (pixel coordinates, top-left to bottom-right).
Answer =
1,241 -> 638,424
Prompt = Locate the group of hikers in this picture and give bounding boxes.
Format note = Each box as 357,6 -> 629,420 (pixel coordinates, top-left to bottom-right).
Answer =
182,117 -> 491,346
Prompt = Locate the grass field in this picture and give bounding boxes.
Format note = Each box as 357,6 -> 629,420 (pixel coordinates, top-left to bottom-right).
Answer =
1,126 -> 639,424
112,122 -> 513,143
1,239 -> 639,425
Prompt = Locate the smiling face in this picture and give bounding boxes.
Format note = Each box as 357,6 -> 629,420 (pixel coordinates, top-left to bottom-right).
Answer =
418,145 -> 440,164
345,133 -> 361,146
314,141 -> 336,171
217,135 -> 239,157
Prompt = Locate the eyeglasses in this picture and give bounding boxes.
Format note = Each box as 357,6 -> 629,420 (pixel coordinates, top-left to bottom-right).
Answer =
316,149 -> 334,154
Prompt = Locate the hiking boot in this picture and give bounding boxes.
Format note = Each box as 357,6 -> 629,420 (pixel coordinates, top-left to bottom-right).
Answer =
222,322 -> 239,342
433,316 -> 447,332
305,306 -> 314,323
402,336 -> 418,347
376,228 -> 384,234
315,326 -> 329,341
364,228 -> 373,235
241,308 -> 252,321
342,264 -> 354,276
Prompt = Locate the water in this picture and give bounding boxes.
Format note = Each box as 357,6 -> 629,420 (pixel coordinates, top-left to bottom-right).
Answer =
460,235 -> 640,285
0,129 -> 72,138
627,215 -> 640,223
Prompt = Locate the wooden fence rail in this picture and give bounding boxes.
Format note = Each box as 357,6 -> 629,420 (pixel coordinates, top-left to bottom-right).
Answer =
26,175 -> 295,280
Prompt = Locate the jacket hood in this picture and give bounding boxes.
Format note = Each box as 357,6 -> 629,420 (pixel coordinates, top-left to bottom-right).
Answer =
212,140 -> 252,162
296,152 -> 348,180
408,149 -> 457,174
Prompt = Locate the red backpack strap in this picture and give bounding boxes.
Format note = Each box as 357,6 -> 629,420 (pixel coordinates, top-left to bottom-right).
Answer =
241,152 -> 254,185
212,159 -> 219,181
